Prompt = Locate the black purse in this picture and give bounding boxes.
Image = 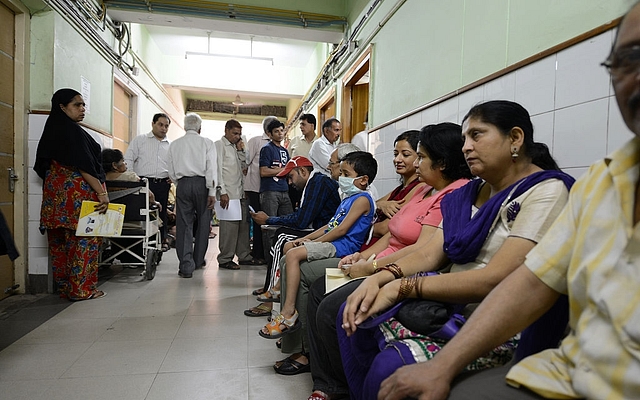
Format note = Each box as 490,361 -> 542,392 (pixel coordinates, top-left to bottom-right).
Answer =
394,299 -> 466,339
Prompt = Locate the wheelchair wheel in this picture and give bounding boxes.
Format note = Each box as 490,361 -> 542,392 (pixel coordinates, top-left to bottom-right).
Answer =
145,250 -> 158,280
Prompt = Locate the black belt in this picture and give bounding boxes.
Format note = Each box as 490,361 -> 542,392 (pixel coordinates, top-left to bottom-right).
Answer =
141,177 -> 170,184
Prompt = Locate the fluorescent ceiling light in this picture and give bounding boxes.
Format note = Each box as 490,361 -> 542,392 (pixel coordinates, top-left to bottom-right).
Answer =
184,51 -> 274,65
185,32 -> 274,65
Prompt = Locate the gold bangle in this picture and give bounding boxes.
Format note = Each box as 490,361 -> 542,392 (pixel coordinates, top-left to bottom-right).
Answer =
372,259 -> 378,273
97,192 -> 108,197
374,263 -> 403,279
396,274 -> 418,302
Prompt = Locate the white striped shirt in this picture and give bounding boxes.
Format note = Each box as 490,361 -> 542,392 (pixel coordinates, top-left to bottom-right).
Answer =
123,132 -> 171,179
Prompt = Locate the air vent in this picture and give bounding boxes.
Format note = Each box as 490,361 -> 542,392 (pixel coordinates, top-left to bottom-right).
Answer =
186,99 -> 287,118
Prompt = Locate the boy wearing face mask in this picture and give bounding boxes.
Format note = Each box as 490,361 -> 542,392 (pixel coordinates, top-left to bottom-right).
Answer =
258,151 -> 377,339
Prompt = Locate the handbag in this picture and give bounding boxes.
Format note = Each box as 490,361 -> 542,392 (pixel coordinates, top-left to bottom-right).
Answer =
394,299 -> 466,340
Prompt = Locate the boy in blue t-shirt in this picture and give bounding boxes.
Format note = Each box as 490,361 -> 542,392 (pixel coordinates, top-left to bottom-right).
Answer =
259,119 -> 293,216
259,151 -> 377,339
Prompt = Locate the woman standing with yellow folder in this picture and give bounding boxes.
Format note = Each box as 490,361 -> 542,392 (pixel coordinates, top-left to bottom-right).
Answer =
34,88 -> 108,301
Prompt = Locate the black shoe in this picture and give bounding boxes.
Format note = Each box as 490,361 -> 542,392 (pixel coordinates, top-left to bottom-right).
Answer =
178,271 -> 193,278
219,261 -> 240,270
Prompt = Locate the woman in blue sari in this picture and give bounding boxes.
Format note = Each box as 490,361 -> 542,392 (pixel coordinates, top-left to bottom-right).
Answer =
337,100 -> 575,400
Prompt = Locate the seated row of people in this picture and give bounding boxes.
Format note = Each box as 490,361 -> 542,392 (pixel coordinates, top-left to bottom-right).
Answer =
249,98 -> 577,399
251,10 -> 640,393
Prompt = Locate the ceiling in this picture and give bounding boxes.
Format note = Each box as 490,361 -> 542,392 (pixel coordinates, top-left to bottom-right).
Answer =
104,0 -> 350,120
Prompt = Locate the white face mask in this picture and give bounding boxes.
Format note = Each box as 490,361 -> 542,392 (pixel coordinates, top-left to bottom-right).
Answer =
338,175 -> 364,197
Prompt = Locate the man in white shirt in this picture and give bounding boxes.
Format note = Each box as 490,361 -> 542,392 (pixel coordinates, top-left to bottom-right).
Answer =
289,113 -> 317,158
309,118 -> 341,177
288,113 -> 317,209
215,119 -> 255,270
167,113 -> 217,279
124,113 -> 172,250
244,116 -> 277,263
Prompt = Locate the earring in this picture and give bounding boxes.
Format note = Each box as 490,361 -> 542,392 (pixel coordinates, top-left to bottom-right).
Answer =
511,147 -> 519,162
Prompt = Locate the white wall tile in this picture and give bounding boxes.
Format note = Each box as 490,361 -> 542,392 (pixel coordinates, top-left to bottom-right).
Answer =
28,114 -> 47,140
28,194 -> 43,222
28,140 -> 38,168
28,221 -> 48,248
530,111 -> 555,153
483,72 -> 516,102
563,167 -> 589,181
28,248 -> 49,275
369,129 -> 383,155
555,31 -> 612,109
438,97 -> 459,123
394,118 -> 408,131
420,106 -> 438,126
607,95 -> 633,154
515,56 -> 557,116
553,98 -> 609,168
457,86 -> 484,122
407,113 -> 421,130
29,170 -> 43,196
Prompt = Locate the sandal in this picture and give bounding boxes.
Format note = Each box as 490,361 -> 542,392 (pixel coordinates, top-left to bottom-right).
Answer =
252,287 -> 266,296
259,310 -> 300,339
256,288 -> 280,303
308,391 -> 330,400
243,303 -> 272,317
70,290 -> 106,302
274,353 -> 310,375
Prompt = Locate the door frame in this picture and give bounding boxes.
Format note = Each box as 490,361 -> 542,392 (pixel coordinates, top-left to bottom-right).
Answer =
341,46 -> 371,143
3,0 -> 29,294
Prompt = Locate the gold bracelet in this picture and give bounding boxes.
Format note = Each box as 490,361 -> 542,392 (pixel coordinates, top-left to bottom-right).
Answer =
97,192 -> 108,197
372,259 -> 378,273
374,263 -> 403,279
396,274 -> 418,302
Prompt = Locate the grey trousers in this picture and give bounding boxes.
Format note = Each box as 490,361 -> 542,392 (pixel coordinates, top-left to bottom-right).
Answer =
280,257 -> 341,354
217,198 -> 252,265
176,176 -> 211,274
260,190 -> 293,217
448,364 -> 550,400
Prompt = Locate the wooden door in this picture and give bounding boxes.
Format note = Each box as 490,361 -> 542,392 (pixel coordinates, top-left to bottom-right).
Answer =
112,82 -> 132,151
0,1 -> 15,300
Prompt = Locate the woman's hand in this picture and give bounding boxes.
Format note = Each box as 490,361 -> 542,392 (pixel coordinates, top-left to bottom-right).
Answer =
348,260 -> 375,278
377,199 -> 406,219
95,193 -> 110,214
342,275 -> 385,335
338,252 -> 363,268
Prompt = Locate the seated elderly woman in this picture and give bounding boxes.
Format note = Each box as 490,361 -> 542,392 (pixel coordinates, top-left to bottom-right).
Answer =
309,100 -> 575,400
101,148 -> 160,208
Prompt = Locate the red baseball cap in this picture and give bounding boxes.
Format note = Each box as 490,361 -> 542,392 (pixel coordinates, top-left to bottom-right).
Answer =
276,156 -> 313,177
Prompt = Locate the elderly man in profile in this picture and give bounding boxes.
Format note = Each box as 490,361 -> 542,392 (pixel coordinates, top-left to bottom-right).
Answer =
309,117 -> 342,177
167,113 -> 216,279
215,119 -> 256,270
375,3 -> 640,399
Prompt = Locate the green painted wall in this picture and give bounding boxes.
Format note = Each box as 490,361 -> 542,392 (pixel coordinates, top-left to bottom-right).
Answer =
29,11 -> 54,110
327,0 -> 630,127
53,12 -> 114,132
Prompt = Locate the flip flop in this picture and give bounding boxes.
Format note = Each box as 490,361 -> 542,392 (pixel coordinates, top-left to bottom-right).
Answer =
252,287 -> 266,296
257,288 -> 280,303
69,290 -> 106,302
244,303 -> 272,317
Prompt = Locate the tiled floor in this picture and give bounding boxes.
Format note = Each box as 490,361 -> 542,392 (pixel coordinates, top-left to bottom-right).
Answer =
0,228 -> 312,399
